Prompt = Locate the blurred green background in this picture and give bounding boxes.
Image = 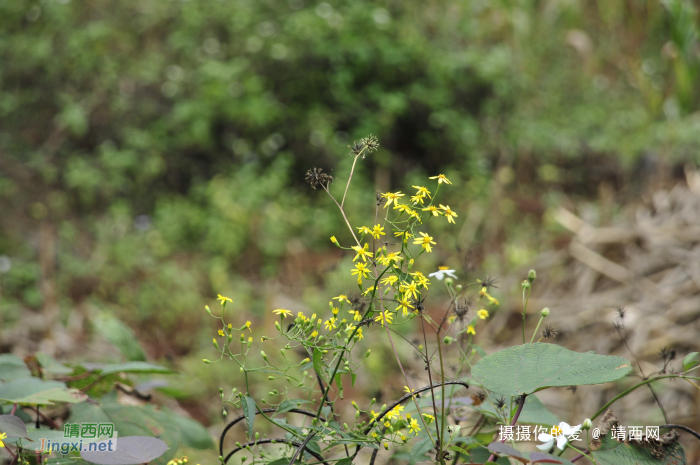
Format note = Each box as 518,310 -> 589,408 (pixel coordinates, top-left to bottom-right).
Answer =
1,0 -> 699,460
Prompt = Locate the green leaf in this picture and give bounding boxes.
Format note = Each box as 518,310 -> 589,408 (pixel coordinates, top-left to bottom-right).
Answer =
0,414 -> 29,439
336,458 -> 354,465
93,313 -> 146,362
469,446 -> 511,465
335,373 -> 343,391
242,394 -> 257,441
0,354 -> 31,381
276,398 -> 311,414
36,352 -> 73,376
683,352 -> 699,372
591,431 -> 686,465
99,362 -> 175,376
0,378 -> 87,405
312,348 -> 325,381
160,409 -> 214,449
472,343 -> 632,396
297,361 -> 313,372
475,394 -> 559,426
351,373 -> 357,388
408,435 -> 434,465
449,445 -> 475,456
69,400 -> 178,465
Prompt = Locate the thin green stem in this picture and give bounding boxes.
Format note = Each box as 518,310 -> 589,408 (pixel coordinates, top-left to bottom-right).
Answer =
591,375 -> 678,420
530,316 -> 544,344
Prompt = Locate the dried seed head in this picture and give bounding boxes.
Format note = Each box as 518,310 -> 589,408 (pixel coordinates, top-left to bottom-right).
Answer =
616,307 -> 626,319
542,325 -> 558,339
305,167 -> 333,189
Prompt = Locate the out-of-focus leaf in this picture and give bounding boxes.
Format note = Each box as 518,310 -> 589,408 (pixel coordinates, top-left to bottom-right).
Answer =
0,354 -> 31,381
93,313 -> 146,362
0,414 -> 29,438
99,362 -> 174,376
36,352 -> 73,376
81,436 -> 168,464
0,378 -> 86,405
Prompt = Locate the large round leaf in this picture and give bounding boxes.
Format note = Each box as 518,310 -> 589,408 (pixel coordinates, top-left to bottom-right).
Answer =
591,432 -> 686,465
472,343 -> 632,396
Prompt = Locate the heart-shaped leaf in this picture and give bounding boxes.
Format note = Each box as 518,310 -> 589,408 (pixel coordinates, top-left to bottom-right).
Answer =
591,431 -> 686,464
81,436 -> 168,464
472,343 -> 632,396
0,378 -> 87,405
0,354 -> 31,381
0,414 -> 29,439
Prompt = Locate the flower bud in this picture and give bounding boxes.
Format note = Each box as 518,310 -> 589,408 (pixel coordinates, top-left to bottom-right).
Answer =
261,351 -> 268,361
203,359 -> 212,364
205,305 -> 213,316
275,321 -> 281,331
444,277 -> 453,285
443,336 -> 454,345
212,338 -> 219,349
541,307 -> 550,317
330,236 -> 339,246
239,366 -> 244,372
408,259 -> 415,270
528,269 -> 537,282
582,418 -> 592,430
365,349 -> 371,358
521,280 -> 531,290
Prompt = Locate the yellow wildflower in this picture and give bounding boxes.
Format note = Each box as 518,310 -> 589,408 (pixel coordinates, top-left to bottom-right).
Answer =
422,205 -> 441,216
440,204 -> 458,224
218,329 -> 225,337
357,225 -> 372,235
355,328 -> 364,340
332,307 -> 339,315
330,236 -> 339,245
422,413 -> 435,424
349,310 -> 362,321
396,295 -> 414,316
381,191 -> 405,208
381,275 -> 399,286
429,174 -> 452,184
273,309 -> 293,318
386,405 -> 404,419
413,185 -> 432,198
393,203 -> 412,214
374,311 -> 394,326
311,331 -> 318,338
245,321 -> 252,330
351,243 -> 373,262
372,224 -> 385,239
467,325 -> 476,335
410,194 -> 425,205
334,295 -> 351,304
362,286 -> 375,296
325,318 -> 337,330
478,309 -> 489,319
217,294 -> 232,305
409,418 -> 421,433
413,232 -> 436,253
400,280 -> 420,300
351,262 -> 371,281
0,431 -> 7,448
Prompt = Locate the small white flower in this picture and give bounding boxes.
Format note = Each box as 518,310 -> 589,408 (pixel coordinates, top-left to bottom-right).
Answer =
537,422 -> 582,451
429,267 -> 457,281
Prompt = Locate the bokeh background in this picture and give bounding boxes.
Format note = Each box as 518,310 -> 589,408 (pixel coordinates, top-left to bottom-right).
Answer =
2,0 -> 700,463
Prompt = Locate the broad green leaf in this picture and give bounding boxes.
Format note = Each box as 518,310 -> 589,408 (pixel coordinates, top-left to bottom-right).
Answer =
472,343 -> 632,396
81,436 -> 168,464
93,313 -> 146,362
159,409 -> 214,450
0,414 -> 29,438
683,352 -> 698,372
0,354 -> 31,381
407,435 -> 433,465
0,378 -> 87,405
469,446 -> 510,465
99,362 -> 174,376
591,432 -> 686,465
276,398 -> 311,414
351,373 -> 357,387
36,352 -> 73,375
472,394 -> 558,425
312,348 -> 325,381
336,458 -> 353,465
488,442 -> 529,463
241,394 -> 257,441
69,400 -> 177,465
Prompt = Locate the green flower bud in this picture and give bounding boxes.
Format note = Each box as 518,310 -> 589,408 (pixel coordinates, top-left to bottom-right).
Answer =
541,307 -> 550,317
261,351 -> 268,361
521,280 -> 531,290
582,418 -> 592,430
444,277 -> 453,285
275,321 -> 281,331
239,366 -> 244,372
205,305 -> 213,316
365,349 -> 371,358
443,336 -> 454,345
323,421 -> 329,427
528,269 -> 537,282
203,359 -> 212,364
